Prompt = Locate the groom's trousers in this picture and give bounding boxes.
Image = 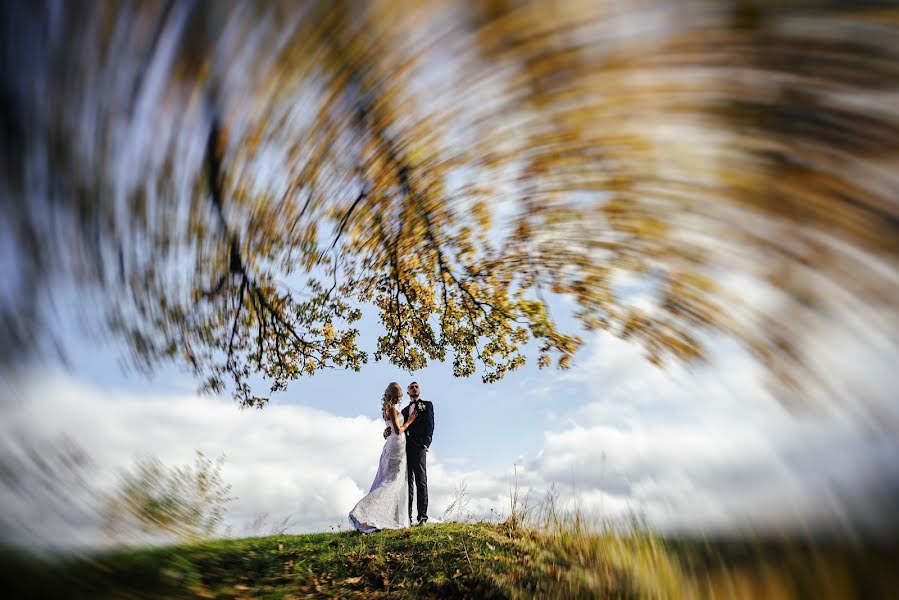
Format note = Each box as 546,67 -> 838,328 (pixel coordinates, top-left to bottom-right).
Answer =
407,443 -> 428,523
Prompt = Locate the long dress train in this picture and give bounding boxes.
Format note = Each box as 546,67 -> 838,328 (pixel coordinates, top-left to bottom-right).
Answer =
348,413 -> 410,532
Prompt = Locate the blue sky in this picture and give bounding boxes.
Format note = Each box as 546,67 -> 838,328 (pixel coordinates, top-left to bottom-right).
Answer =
47,291 -> 587,474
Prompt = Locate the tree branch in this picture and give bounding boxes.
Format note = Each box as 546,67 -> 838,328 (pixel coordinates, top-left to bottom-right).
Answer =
227,273 -> 248,364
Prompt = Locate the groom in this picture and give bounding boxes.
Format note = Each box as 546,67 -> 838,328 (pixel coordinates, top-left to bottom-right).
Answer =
386,381 -> 434,525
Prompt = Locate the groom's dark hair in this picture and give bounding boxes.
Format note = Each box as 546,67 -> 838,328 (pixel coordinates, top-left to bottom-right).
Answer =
410,381 -> 418,385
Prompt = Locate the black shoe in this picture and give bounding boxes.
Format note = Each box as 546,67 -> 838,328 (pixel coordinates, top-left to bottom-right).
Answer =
415,518 -> 428,526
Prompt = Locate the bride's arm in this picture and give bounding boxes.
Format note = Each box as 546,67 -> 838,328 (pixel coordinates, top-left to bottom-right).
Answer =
390,406 -> 416,435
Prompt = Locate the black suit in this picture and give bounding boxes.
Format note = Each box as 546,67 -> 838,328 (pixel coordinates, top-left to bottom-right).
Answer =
401,399 -> 434,523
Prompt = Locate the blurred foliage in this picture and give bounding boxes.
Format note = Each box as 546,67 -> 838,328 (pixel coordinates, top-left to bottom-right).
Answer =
1,0 -> 897,406
104,451 -> 234,544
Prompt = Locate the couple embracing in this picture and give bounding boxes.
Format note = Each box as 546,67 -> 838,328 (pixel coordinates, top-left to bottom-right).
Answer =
349,381 -> 435,533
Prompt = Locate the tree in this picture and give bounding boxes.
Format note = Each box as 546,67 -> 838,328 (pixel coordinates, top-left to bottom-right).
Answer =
104,451 -> 234,544
1,1 -> 896,408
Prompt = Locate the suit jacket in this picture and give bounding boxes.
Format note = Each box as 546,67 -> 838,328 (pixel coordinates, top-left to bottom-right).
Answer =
401,399 -> 434,449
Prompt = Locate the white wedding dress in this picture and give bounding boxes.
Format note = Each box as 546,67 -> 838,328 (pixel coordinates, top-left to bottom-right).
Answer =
348,412 -> 410,532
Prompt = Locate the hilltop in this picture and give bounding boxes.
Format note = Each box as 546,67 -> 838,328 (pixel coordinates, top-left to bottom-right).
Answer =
4,520 -> 898,598
3,521 -> 681,599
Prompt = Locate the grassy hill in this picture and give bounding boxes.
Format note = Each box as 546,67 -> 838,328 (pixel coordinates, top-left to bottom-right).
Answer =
2,521 -> 683,599
3,521 -> 897,598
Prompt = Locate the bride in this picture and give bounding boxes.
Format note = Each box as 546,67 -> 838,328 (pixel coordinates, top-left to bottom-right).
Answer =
349,382 -> 418,533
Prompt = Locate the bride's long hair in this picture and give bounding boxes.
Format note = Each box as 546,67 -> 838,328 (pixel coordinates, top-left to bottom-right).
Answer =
381,382 -> 403,421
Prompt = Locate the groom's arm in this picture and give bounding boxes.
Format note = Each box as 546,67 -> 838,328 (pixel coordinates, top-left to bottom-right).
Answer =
424,401 -> 435,445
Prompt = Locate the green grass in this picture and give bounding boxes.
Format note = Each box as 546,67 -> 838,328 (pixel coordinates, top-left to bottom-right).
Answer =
3,521 -> 897,599
1,521 -> 684,599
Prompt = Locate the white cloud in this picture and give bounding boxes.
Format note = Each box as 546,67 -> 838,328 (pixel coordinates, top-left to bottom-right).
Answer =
0,370 -> 517,548
2,322 -> 896,552
527,330 -> 899,534
1,372 -> 392,543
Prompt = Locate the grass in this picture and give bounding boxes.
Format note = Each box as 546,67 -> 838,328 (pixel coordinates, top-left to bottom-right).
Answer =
671,534 -> 899,600
2,521 -> 897,598
1,520 -> 685,599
